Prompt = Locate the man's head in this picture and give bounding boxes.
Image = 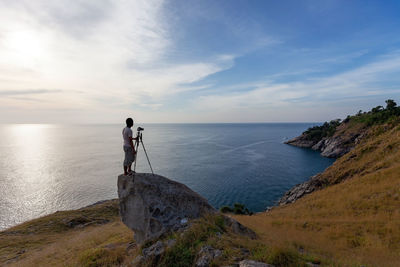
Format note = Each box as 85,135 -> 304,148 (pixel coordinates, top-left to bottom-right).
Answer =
126,118 -> 134,128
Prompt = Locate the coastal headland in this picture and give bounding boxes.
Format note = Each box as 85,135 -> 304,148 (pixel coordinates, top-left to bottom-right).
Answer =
1,101 -> 400,266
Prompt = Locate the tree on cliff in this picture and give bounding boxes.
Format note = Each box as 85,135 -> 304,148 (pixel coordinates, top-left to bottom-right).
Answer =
371,106 -> 383,113
385,99 -> 397,111
304,119 -> 341,141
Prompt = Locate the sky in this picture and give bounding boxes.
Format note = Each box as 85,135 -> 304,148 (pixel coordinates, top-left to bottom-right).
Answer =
1,0 -> 400,123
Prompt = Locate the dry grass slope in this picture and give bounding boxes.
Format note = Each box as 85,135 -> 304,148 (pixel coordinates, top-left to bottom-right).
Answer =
0,200 -> 138,266
234,122 -> 400,266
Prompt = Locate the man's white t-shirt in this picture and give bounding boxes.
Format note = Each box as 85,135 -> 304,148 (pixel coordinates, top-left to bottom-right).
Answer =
122,127 -> 133,147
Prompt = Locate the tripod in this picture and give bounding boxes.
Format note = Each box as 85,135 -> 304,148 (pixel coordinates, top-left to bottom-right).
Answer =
133,130 -> 154,175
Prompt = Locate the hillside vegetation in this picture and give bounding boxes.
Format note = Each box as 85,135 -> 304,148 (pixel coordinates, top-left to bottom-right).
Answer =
305,99 -> 399,142
235,114 -> 400,266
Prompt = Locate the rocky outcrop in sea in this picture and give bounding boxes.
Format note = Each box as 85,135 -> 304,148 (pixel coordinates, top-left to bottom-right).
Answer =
284,123 -> 367,158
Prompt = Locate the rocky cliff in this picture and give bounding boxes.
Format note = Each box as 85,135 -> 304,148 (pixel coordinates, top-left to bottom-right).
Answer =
280,121 -> 369,205
277,173 -> 325,206
285,120 -> 368,158
280,117 -> 400,206
281,101 -> 400,204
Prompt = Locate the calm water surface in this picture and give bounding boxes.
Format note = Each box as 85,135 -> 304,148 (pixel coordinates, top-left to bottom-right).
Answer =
0,123 -> 334,230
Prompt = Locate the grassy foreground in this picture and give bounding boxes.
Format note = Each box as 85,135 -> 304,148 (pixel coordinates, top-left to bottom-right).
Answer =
0,200 -> 324,266
234,121 -> 400,266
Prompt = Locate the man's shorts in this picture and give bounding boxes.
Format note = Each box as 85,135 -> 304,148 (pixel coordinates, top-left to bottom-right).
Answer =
123,146 -> 135,166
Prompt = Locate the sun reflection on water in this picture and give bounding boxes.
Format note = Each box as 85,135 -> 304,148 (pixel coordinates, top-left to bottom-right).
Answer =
10,124 -> 51,179
2,124 -> 56,227
0,124 -> 122,230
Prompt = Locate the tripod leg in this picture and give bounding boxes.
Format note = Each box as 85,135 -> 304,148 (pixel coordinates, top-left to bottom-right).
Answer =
133,140 -> 139,172
140,141 -> 154,175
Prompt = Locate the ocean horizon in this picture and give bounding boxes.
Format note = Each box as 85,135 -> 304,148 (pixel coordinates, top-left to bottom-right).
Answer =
0,123 -> 335,230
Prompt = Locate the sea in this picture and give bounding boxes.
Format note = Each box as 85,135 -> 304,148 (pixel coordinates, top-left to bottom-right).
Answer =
0,123 -> 335,230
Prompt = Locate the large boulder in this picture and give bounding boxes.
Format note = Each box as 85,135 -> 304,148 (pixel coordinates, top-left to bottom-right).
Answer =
117,173 -> 216,244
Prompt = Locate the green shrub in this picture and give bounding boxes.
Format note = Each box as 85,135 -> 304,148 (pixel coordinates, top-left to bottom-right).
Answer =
267,247 -> 306,267
304,119 -> 341,141
220,206 -> 233,213
213,215 -> 226,231
159,243 -> 195,267
220,203 -> 253,215
234,203 -> 245,214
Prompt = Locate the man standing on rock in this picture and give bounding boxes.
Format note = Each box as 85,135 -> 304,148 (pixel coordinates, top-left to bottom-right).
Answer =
123,118 -> 137,175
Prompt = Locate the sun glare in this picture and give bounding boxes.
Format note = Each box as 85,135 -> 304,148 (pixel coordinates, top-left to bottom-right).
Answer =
4,30 -> 45,66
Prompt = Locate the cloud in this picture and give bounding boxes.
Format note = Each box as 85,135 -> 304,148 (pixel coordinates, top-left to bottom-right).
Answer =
194,51 -> 400,115
129,54 -> 236,97
0,89 -> 62,96
0,0 -> 238,122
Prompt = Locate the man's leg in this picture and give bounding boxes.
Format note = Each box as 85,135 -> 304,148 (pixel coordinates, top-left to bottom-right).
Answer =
127,147 -> 135,174
124,165 -> 128,175
123,146 -> 128,175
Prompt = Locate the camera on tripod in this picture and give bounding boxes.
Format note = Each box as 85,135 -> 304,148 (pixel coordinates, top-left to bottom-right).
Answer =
135,127 -> 144,141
